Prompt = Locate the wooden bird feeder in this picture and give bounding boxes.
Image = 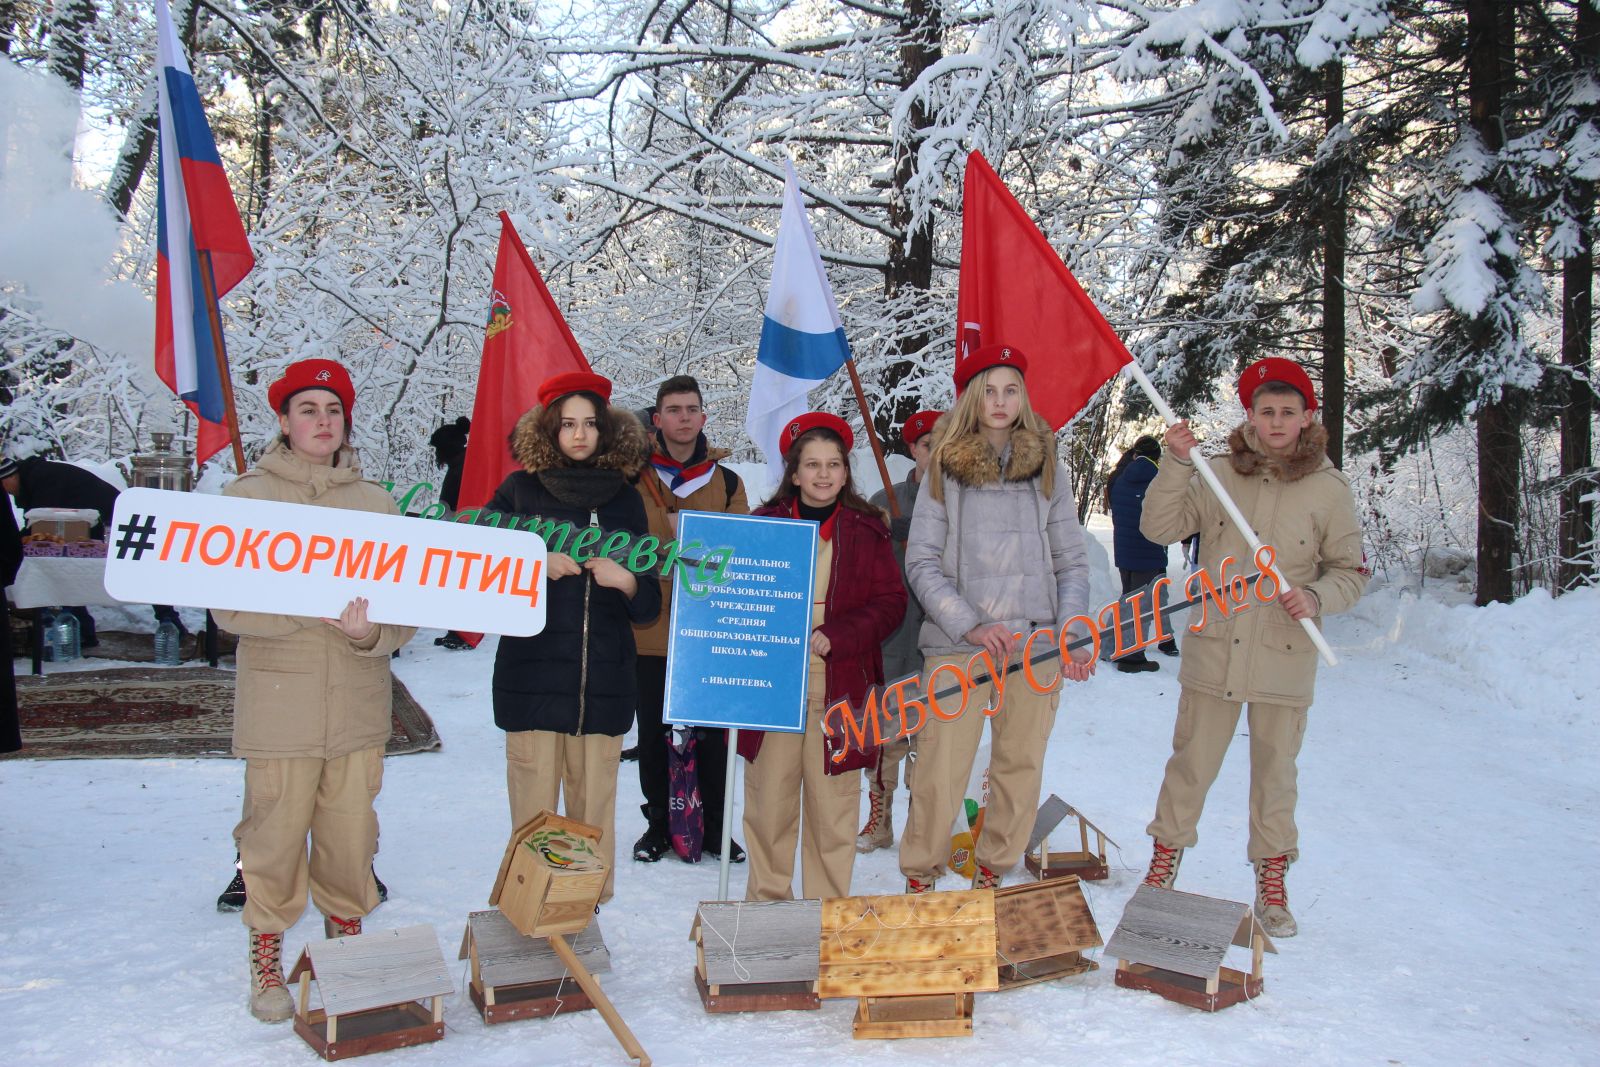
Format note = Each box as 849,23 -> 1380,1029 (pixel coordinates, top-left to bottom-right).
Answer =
1023,794 -> 1116,882
1104,885 -> 1276,1012
459,909 -> 611,1024
992,875 -> 1103,989
818,889 -> 999,1039
689,899 -> 822,1013
485,811 -> 651,1065
288,925 -> 453,1061
490,810 -> 608,938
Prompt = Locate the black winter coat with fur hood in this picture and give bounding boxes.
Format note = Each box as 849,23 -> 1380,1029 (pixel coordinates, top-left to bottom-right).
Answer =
487,406 -> 661,737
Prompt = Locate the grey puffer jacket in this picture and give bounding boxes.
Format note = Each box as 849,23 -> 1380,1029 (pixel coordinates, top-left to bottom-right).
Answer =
906,427 -> 1091,657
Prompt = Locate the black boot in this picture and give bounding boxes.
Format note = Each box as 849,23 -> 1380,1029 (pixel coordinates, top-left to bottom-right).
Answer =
217,854 -> 246,912
703,837 -> 746,863
632,804 -> 672,862
619,745 -> 640,762
1116,657 -> 1160,673
373,866 -> 388,904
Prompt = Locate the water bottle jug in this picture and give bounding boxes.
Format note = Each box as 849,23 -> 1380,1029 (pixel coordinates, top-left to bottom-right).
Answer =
51,611 -> 81,663
154,620 -> 182,666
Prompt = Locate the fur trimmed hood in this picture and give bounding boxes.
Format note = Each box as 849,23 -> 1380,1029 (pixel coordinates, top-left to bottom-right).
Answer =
938,426 -> 1052,488
1227,419 -> 1329,483
509,404 -> 650,477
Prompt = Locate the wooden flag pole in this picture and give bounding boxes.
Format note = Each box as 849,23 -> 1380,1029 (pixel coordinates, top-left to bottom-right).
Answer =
844,359 -> 901,519
1123,362 -> 1338,667
197,249 -> 249,475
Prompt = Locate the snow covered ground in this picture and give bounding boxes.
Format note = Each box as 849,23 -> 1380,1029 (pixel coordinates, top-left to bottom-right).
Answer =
2,518 -> 1596,1066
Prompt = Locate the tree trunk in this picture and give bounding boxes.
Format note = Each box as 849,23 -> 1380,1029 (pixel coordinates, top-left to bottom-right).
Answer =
1467,0 -> 1517,605
880,0 -> 941,449
1558,0 -> 1597,592
46,0 -> 95,91
105,0 -> 201,220
1321,60 -> 1347,469
1,1 -> 19,55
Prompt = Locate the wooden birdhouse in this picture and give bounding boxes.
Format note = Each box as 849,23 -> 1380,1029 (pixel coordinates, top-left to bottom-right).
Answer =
288,925 -> 453,1061
459,909 -> 611,1024
818,890 -> 1000,1039
992,875 -> 1103,989
490,810 -> 608,938
1024,794 -> 1116,881
1104,885 -> 1276,1012
689,899 -> 822,1013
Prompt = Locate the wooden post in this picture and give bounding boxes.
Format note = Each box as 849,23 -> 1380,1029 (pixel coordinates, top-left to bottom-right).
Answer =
196,249 -> 249,475
548,934 -> 651,1066
844,359 -> 900,519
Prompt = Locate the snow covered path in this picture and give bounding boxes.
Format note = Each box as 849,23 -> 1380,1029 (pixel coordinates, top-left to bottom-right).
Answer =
2,575 -> 1595,1066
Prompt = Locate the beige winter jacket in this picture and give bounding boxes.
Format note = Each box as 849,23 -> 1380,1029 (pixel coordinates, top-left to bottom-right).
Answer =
1140,422 -> 1366,707
216,441 -> 416,760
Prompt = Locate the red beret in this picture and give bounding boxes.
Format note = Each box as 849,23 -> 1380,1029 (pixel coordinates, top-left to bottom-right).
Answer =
1238,357 -> 1317,412
780,412 -> 853,455
268,359 -> 355,423
902,409 -> 943,447
954,343 -> 1029,394
538,371 -> 613,410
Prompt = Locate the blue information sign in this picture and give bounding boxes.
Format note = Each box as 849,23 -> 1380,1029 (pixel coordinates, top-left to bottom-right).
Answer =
664,512 -> 817,732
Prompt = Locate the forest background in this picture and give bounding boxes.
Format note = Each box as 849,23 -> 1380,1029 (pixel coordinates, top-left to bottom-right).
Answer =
1,0 -> 1595,606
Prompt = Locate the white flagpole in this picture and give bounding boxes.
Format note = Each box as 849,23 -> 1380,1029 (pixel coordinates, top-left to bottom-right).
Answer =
1124,362 -> 1339,667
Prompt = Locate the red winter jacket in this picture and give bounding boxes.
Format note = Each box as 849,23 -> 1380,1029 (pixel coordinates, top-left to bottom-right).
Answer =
736,500 -> 907,766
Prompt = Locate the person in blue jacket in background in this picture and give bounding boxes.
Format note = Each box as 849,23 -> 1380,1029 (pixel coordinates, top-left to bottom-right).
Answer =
1105,435 -> 1179,672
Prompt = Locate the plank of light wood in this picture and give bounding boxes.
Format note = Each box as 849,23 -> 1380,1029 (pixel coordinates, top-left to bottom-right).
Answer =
818,891 -> 998,999
819,959 -> 997,999
994,879 -> 1102,964
696,900 -> 822,986
1103,886 -> 1251,980
820,890 -> 994,932
548,934 -> 651,1067
308,924 -> 454,1017
465,910 -> 612,988
1026,795 -> 1072,856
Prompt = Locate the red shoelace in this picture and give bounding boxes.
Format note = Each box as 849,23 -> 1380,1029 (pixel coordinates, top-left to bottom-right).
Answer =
1257,856 -> 1290,907
1144,842 -> 1180,887
251,933 -> 285,991
327,914 -> 363,936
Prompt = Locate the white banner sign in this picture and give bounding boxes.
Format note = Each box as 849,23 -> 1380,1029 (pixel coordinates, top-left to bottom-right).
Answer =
104,487 -> 547,635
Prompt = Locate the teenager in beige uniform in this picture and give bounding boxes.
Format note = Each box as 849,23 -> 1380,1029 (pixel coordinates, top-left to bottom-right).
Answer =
218,359 -> 416,1023
899,344 -> 1095,893
1138,357 -> 1367,938
739,413 -> 906,899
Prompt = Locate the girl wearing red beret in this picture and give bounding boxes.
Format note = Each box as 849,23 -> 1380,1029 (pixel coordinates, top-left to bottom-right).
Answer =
738,413 -> 906,899
899,345 -> 1096,893
216,359 -> 416,1023
484,373 -> 661,905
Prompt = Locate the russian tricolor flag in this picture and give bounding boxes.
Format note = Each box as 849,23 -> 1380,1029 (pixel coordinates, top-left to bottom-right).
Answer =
746,160 -> 851,479
154,0 -> 254,466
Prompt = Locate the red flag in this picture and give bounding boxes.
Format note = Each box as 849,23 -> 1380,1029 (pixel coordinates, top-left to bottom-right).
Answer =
458,212 -> 592,510
957,151 -> 1131,430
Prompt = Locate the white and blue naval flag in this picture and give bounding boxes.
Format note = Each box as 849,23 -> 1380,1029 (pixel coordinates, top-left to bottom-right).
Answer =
746,160 -> 851,480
